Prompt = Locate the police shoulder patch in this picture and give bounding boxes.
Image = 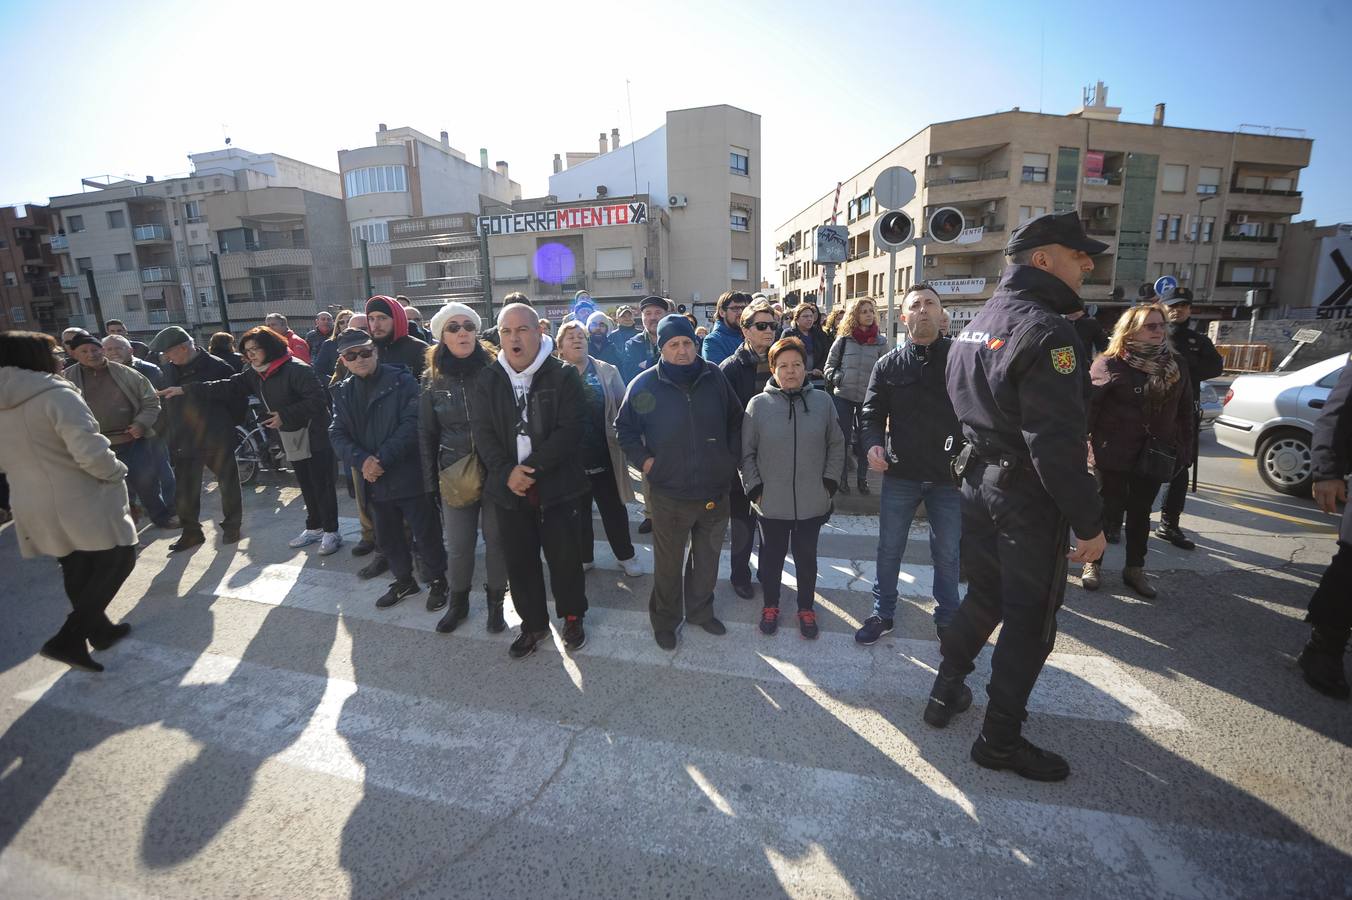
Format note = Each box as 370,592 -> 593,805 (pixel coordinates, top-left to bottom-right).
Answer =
1050,346 -> 1077,375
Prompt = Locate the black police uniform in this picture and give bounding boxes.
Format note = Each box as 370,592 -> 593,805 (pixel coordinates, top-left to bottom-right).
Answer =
1299,355 -> 1352,698
934,211 -> 1106,780
1158,291 -> 1224,543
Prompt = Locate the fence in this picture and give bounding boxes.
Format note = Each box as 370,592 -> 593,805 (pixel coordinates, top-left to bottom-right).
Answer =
1216,343 -> 1273,373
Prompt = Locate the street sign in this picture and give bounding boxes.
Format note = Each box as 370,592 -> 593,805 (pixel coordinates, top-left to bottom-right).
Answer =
815,225 -> 849,263
1293,328 -> 1322,343
873,167 -> 916,211
1154,275 -> 1179,300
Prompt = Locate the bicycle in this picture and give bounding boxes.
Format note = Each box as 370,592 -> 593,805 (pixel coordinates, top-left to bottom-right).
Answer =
234,401 -> 289,485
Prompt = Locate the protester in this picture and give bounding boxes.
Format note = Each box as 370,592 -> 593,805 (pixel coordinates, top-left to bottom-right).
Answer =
741,337 -> 844,638
472,303 -> 590,658
63,332 -> 177,529
719,297 -> 779,598
702,291 -> 750,365
0,331 -> 137,672
563,291 -> 598,326
305,311 -> 335,360
208,332 -> 245,373
781,302 -> 829,388
1066,307 -> 1108,361
60,327 -> 91,368
824,297 -> 888,496
619,295 -> 670,384
585,311 -> 624,369
265,313 -> 312,364
555,320 -> 643,578
418,302 -> 508,634
366,295 -> 430,377
105,319 -> 151,360
855,285 -> 963,643
611,306 -> 639,348
480,292 -> 531,347
330,329 -> 448,608
822,306 -> 846,342
330,312 -> 381,567
313,309 -> 353,384
330,313 -> 367,387
103,334 -> 176,523
164,326 -> 342,556
1081,303 -> 1193,598
616,313 -> 742,650
149,326 -> 245,550
400,299 -> 432,343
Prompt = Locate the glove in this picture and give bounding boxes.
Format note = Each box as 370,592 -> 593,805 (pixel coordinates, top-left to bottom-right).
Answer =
823,478 -> 838,496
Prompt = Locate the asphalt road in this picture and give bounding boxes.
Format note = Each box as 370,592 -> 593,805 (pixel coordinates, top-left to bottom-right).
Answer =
0,442 -> 1348,899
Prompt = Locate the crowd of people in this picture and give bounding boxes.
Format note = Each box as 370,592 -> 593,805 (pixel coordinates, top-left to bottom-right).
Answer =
1,211 -> 1348,781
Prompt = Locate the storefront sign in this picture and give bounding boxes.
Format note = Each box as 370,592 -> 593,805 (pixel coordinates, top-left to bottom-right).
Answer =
931,278 -> 987,295
479,201 -> 648,236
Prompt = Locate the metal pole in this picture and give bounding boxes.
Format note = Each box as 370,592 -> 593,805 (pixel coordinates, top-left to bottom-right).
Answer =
360,239 -> 373,299
84,269 -> 106,335
479,230 -> 493,325
885,249 -> 898,349
209,252 -> 231,335
823,263 -> 836,310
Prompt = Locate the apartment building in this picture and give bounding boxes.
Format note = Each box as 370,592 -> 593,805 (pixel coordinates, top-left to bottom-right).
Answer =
1274,220 -> 1352,319
775,84 -> 1311,330
0,204 -> 70,335
339,125 -> 521,297
387,212 -> 485,312
546,105 -> 761,317
47,149 -> 348,339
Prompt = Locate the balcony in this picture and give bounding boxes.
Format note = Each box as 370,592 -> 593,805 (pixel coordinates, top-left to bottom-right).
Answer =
1226,191 -> 1302,216
140,266 -> 177,284
593,268 -> 635,280
1219,235 -> 1280,260
133,224 -> 170,243
59,274 -> 81,291
1216,280 -> 1272,289
1085,225 -> 1118,236
147,308 -> 187,326
47,234 -> 69,251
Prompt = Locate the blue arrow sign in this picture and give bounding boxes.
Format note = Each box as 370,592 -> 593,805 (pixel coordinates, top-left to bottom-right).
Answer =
1154,275 -> 1178,300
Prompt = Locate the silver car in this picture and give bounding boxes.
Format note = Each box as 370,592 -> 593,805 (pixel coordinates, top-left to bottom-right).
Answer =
1214,352 -> 1350,496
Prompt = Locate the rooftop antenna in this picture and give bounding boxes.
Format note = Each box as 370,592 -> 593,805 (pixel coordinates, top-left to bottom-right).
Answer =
626,79 -> 639,197
1038,26 -> 1045,113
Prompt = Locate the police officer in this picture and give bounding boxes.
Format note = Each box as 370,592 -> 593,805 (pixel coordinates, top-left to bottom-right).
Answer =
1156,287 -> 1224,549
929,211 -> 1107,782
1298,355 -> 1351,699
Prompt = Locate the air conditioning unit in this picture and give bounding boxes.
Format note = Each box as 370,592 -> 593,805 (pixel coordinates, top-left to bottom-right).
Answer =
1235,214 -> 1249,224
923,255 -> 938,267
926,154 -> 944,167
1093,206 -> 1112,220
668,194 -> 688,208
984,201 -> 999,214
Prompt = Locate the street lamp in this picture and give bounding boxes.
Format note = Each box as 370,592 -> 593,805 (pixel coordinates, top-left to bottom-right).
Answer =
1188,193 -> 1218,299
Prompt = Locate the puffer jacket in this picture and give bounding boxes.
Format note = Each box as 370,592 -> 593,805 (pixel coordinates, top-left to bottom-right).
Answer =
701,320 -> 744,365
741,381 -> 844,521
719,344 -> 771,409
1087,354 -> 1194,474
824,332 -> 888,403
190,356 -> 332,453
329,364 -> 424,502
418,343 -> 493,494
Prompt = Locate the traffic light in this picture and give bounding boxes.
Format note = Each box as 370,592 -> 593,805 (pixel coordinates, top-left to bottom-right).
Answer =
873,210 -> 914,252
677,303 -> 688,313
927,207 -> 965,243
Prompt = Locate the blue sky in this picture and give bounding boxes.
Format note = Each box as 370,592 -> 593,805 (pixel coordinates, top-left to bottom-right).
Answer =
2,0 -> 1348,269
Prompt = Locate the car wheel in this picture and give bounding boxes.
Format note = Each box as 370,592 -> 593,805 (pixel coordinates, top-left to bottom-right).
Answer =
1256,428 -> 1314,497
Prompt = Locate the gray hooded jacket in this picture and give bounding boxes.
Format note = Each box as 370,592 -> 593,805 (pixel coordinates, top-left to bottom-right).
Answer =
740,380 -> 844,521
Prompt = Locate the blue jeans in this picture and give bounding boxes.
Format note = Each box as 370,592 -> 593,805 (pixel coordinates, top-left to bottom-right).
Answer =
115,439 -> 173,524
872,477 -> 962,625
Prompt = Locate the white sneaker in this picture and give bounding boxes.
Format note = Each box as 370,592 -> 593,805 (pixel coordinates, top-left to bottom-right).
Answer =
582,562 -> 595,572
289,528 -> 323,548
620,556 -> 643,578
319,532 -> 343,556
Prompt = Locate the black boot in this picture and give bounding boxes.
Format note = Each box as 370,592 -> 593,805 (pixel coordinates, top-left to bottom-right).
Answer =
923,666 -> 973,728
40,626 -> 103,673
1298,626 -> 1350,700
856,475 -> 870,495
436,591 -> 471,634
970,707 -> 1069,782
89,622 -> 132,652
485,586 -> 508,634
1154,521 -> 1195,550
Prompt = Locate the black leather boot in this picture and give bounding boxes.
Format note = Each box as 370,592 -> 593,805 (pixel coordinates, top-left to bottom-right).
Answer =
485,586 -> 508,634
1298,626 -> 1350,700
436,590 -> 470,633
40,625 -> 103,673
923,666 -> 973,728
970,706 -> 1069,782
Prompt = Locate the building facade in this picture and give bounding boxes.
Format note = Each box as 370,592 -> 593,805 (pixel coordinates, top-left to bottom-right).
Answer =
0,204 -> 69,335
387,213 -> 485,313
1274,220 -> 1352,319
775,87 -> 1311,332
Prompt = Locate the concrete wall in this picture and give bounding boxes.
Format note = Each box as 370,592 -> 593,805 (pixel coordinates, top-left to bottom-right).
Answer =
550,126 -> 668,206
1208,318 -> 1352,364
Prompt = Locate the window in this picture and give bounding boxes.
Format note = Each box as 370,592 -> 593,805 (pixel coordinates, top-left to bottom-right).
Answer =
1270,222 -> 1285,240
1241,175 -> 1265,190
1156,215 -> 1168,241
2,272 -> 15,287
1188,216 -> 1200,242
1016,205 -> 1049,224
1021,153 -> 1050,183
67,214 -> 85,233
405,263 -> 426,287
595,247 -> 633,275
1167,216 -> 1181,241
116,253 -> 134,271
730,148 -> 750,176
1195,263 -> 1209,287
1269,176 -> 1293,192
122,293 -> 142,311
344,165 -> 408,198
76,257 -> 92,273
730,213 -> 749,232
199,290 -> 212,308
1162,164 -> 1184,193
1198,167 -> 1222,195
493,254 -> 528,282
351,221 -> 389,245
107,210 -> 126,229
730,258 -> 749,281
190,243 -> 210,265
10,305 -> 26,323
183,200 -> 201,221
1201,217 -> 1215,243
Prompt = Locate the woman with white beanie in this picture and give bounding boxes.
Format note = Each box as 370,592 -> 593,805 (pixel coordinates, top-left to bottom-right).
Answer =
418,302 -> 508,634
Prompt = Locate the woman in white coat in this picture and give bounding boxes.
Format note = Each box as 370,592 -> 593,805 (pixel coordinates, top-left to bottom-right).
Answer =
0,331 -> 138,672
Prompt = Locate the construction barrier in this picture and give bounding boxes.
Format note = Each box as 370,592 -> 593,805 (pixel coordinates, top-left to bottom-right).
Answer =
1216,343 -> 1272,373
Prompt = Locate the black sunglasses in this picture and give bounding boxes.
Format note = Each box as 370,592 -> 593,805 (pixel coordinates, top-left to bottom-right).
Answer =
443,321 -> 477,334
340,348 -> 375,362
748,321 -> 776,331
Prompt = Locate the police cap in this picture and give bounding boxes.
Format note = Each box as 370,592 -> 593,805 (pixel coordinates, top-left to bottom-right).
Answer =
1006,211 -> 1109,256
1162,286 -> 1193,307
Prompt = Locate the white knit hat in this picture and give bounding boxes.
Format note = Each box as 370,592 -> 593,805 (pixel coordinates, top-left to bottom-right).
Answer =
586,310 -> 612,332
429,302 -> 482,340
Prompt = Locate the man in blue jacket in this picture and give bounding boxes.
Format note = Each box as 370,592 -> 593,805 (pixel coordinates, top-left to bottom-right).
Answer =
619,295 -> 671,384
330,329 -> 448,610
701,290 -> 750,365
615,314 -> 743,650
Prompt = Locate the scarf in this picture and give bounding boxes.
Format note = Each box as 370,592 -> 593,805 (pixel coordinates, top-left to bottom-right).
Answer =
1121,339 -> 1181,410
498,340 -> 552,463
852,323 -> 878,345
436,342 -> 488,376
659,358 -> 704,387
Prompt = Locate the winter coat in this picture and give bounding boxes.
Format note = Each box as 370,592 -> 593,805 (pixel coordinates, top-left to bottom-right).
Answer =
861,338 -> 961,483
159,350 -> 245,458
281,330 -> 311,364
824,332 -> 889,403
615,360 -> 744,501
329,364 -> 424,502
585,356 -> 635,502
1087,354 -> 1195,475
1169,320 -> 1225,397
701,320 -> 744,366
64,360 -> 162,439
471,353 -> 589,511
780,324 -> 830,374
369,301 -> 430,377
313,339 -> 340,383
610,325 -> 640,350
0,367 -> 136,559
741,381 -> 844,521
418,344 -> 493,494
588,334 -> 624,370
619,331 -> 659,384
190,357 -> 332,454
129,357 -> 166,389
720,344 -> 771,409
304,327 -> 330,360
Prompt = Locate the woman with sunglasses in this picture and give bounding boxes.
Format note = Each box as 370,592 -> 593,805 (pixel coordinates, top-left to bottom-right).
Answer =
1081,303 -> 1194,598
418,303 -> 508,633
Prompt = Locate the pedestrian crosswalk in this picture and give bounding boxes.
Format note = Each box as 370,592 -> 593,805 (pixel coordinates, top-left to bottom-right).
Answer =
1,495 -> 1345,899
